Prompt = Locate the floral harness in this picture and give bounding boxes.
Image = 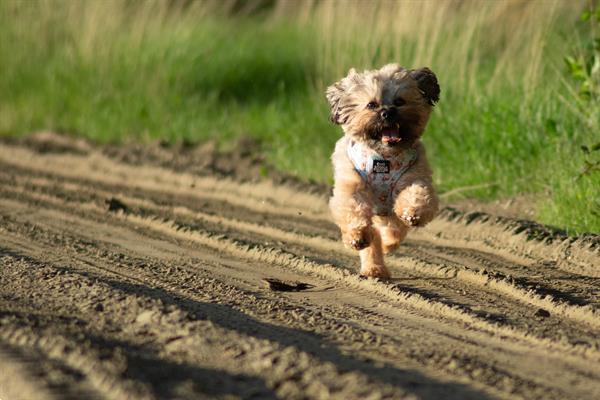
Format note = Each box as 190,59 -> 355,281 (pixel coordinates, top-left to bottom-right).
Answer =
346,140 -> 418,216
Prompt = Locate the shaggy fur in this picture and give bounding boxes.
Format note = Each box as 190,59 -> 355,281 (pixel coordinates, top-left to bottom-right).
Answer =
327,63 -> 440,278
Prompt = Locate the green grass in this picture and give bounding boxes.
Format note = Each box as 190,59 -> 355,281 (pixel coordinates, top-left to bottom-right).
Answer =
0,0 -> 598,234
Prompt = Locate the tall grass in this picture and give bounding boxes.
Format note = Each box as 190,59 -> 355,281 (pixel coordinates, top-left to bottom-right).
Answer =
0,0 -> 598,233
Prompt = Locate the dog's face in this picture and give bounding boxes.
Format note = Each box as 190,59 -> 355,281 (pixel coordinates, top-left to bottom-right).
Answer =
326,64 -> 440,150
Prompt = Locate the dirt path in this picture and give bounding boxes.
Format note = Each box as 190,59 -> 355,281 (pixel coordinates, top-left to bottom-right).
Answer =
0,135 -> 598,400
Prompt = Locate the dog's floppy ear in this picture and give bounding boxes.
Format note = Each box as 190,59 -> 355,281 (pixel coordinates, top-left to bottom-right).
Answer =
325,68 -> 357,124
326,83 -> 345,125
410,68 -> 440,105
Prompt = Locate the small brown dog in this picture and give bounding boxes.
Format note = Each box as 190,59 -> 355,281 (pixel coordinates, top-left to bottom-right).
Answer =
327,64 -> 440,278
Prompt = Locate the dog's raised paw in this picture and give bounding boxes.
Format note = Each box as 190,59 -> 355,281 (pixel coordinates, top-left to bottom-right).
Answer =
400,210 -> 421,227
349,237 -> 369,250
343,228 -> 372,250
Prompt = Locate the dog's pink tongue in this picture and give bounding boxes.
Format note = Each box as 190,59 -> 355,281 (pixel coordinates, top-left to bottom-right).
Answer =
381,127 -> 401,143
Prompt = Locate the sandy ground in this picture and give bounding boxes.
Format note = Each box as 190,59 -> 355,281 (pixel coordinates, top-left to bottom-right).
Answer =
0,133 -> 598,400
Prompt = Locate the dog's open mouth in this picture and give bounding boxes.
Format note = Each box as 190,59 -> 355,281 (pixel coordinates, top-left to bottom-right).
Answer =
381,125 -> 402,144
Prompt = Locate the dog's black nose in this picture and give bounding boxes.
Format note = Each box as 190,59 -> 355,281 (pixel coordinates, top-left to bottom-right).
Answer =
379,107 -> 395,121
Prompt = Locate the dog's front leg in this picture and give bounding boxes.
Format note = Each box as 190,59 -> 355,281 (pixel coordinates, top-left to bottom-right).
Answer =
394,178 -> 438,227
393,145 -> 439,228
329,176 -> 374,250
330,183 -> 390,278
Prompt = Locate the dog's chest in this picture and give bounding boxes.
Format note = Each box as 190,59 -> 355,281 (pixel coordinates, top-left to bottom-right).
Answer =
346,140 -> 417,215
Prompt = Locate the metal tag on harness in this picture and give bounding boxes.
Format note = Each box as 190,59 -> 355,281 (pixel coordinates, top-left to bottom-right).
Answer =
372,159 -> 390,174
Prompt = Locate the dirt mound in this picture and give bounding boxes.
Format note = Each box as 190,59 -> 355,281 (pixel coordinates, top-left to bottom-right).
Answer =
0,132 -> 598,399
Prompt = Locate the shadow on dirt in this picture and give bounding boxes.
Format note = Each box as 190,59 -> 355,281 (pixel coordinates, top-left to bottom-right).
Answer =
0,247 -> 278,399
92,274 -> 492,400
0,245 -> 491,399
0,309 -> 278,400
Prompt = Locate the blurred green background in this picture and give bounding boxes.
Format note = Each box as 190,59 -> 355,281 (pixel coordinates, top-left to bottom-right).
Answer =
1,0 -> 599,233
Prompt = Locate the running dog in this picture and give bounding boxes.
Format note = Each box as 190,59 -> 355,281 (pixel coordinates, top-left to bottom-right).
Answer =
327,64 -> 440,278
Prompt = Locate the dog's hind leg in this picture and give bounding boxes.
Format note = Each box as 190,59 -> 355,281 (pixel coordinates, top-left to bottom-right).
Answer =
358,228 -> 390,278
373,215 -> 408,254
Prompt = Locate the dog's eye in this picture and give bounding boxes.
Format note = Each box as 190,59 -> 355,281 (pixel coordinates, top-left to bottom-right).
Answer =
394,97 -> 406,107
366,101 -> 378,110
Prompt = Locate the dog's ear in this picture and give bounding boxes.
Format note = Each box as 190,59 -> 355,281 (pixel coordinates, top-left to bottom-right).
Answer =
326,82 -> 345,125
325,68 -> 358,124
410,68 -> 440,105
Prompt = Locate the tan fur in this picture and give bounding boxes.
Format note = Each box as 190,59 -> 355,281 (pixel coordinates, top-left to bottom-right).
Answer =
327,64 -> 440,278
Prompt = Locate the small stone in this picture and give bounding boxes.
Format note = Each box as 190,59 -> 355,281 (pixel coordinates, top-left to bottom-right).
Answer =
105,197 -> 128,213
534,308 -> 550,318
94,303 -> 104,312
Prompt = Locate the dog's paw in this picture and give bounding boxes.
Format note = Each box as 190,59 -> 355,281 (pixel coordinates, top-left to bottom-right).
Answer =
342,228 -> 372,250
399,209 -> 422,227
360,264 -> 391,279
349,238 -> 369,250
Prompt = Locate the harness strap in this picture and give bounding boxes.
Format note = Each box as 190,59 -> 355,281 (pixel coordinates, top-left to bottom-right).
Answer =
346,140 -> 418,215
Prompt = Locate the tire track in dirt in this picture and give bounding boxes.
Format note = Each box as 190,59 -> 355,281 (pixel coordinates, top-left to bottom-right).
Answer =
0,203 -> 494,400
0,196 -> 593,400
1,144 -> 596,273
0,147 -> 596,344
2,167 -> 599,338
0,140 -> 599,399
